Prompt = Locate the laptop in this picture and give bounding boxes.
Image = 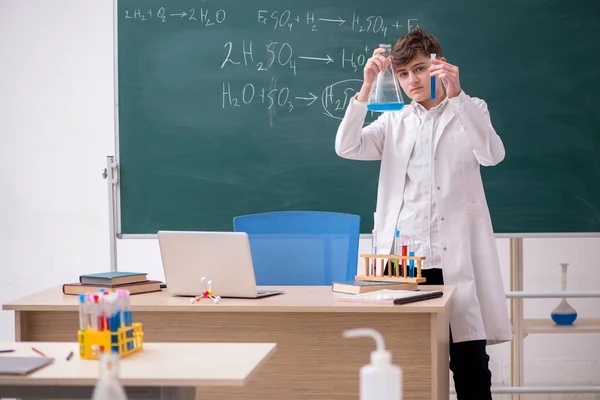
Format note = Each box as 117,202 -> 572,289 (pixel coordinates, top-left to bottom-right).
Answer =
157,230 -> 283,299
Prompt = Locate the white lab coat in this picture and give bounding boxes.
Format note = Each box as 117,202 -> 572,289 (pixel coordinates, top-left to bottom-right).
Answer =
335,91 -> 512,345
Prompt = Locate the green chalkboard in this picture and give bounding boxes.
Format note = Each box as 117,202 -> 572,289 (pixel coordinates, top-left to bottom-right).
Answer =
115,0 -> 600,235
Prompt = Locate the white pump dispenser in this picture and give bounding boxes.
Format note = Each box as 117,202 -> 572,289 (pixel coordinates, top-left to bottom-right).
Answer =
343,328 -> 402,400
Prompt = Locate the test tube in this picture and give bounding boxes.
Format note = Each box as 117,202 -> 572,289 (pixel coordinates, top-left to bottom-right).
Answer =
394,230 -> 401,276
408,234 -> 415,278
122,290 -> 133,350
371,229 -> 377,275
90,295 -> 98,331
106,295 -> 119,352
401,234 -> 408,276
96,293 -> 107,332
430,53 -> 436,100
78,294 -> 86,330
116,290 -> 124,329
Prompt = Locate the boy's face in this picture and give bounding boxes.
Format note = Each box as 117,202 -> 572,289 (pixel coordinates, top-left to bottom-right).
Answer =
394,53 -> 444,104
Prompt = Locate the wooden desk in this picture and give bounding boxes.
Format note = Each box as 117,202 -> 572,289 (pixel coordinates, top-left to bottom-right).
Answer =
3,285 -> 455,400
0,341 -> 276,399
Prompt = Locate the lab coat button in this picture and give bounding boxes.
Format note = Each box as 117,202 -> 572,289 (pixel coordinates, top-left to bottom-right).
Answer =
437,186 -> 441,190
443,246 -> 447,251
440,217 -> 445,221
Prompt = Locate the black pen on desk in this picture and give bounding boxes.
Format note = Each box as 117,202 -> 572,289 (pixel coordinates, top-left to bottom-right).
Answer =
0,349 -> 15,353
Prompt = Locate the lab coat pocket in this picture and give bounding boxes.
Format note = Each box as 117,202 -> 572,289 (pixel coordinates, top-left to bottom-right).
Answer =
465,202 -> 495,258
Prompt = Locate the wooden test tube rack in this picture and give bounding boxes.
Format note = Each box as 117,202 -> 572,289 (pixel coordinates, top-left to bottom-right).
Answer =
356,254 -> 427,284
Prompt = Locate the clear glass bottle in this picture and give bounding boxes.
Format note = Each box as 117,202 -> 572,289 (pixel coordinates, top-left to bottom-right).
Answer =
91,353 -> 129,400
550,263 -> 578,326
367,44 -> 404,112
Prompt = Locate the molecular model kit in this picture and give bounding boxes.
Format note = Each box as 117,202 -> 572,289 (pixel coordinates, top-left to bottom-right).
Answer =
189,277 -> 222,304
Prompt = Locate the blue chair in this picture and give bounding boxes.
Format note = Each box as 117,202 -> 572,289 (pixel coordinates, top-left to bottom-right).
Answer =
233,211 -> 361,285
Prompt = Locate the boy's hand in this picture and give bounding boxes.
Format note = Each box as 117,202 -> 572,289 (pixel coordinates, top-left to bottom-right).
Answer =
429,59 -> 461,98
356,48 -> 391,102
364,48 -> 391,86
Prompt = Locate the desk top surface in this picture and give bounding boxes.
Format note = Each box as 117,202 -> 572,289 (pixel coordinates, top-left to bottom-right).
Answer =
0,341 -> 276,387
3,285 -> 454,314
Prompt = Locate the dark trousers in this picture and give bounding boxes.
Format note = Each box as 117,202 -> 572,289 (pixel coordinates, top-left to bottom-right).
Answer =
421,268 -> 493,400
383,263 -> 492,399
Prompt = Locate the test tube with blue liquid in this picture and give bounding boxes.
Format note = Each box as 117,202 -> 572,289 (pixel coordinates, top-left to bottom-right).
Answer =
118,290 -> 133,351
106,294 -> 119,352
430,53 -> 436,100
408,234 -> 415,278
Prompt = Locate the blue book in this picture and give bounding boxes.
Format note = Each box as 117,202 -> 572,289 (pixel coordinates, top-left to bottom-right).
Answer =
79,272 -> 147,286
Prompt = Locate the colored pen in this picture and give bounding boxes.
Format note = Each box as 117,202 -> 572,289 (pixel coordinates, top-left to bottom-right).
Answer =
66,351 -> 73,361
430,53 -> 437,100
0,349 -> 15,353
31,347 -> 46,357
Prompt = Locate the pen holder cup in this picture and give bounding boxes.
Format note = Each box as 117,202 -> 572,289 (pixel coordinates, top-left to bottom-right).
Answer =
77,322 -> 144,360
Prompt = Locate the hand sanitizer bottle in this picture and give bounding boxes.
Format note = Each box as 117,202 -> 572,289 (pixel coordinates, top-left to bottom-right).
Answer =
343,328 -> 402,400
91,353 -> 129,400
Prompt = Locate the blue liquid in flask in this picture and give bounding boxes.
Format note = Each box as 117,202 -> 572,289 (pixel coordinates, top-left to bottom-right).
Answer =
551,312 -> 578,325
367,102 -> 404,112
551,298 -> 578,326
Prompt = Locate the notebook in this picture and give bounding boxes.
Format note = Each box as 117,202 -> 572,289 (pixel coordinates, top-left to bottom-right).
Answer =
62,280 -> 162,295
0,356 -> 54,375
335,289 -> 444,305
79,271 -> 147,285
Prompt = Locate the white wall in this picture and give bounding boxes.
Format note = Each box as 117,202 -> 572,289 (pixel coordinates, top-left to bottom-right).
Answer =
1,1 -> 599,398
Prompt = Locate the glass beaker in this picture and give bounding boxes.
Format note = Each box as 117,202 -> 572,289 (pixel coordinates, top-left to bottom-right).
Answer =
367,44 -> 404,112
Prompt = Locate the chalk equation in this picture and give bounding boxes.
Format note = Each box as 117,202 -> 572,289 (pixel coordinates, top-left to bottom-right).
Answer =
258,10 -> 418,37
220,41 -> 405,74
222,79 -> 304,113
122,7 -> 226,25
122,8 -> 417,38
222,78 -> 377,122
321,79 -> 363,120
221,41 -> 299,75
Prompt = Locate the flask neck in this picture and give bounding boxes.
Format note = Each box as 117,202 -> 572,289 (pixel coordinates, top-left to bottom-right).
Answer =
99,353 -> 120,380
379,44 -> 392,58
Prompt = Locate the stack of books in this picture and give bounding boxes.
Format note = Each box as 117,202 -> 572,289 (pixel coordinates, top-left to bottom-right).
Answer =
62,272 -> 162,295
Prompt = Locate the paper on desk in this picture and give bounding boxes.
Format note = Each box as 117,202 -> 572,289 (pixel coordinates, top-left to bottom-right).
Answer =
335,289 -> 423,303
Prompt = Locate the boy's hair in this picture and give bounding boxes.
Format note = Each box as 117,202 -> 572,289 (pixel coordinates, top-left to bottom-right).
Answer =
392,27 -> 442,66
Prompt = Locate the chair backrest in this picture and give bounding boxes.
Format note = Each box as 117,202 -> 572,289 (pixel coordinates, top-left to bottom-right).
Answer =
233,211 -> 361,286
